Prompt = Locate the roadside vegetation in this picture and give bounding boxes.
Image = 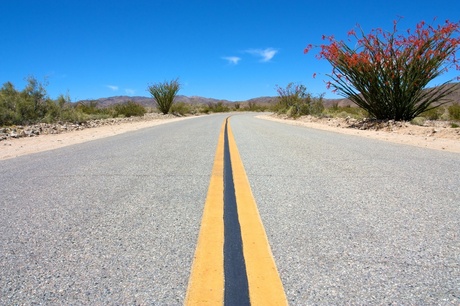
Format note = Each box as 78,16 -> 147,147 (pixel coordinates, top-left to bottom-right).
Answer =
0,77 -> 273,127
0,77 -> 148,127
273,81 -> 460,127
273,82 -> 324,118
1,76 -> 459,128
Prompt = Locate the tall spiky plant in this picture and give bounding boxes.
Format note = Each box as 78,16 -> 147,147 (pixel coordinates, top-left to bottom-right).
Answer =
305,19 -> 460,121
147,78 -> 181,114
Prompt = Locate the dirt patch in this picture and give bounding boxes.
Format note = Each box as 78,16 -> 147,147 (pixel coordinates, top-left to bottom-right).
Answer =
258,114 -> 460,153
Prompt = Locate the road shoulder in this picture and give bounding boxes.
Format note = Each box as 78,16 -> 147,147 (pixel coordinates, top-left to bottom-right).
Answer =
257,114 -> 460,153
0,116 -> 196,160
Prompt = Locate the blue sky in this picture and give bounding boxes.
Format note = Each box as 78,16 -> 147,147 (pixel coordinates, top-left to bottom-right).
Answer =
1,0 -> 459,101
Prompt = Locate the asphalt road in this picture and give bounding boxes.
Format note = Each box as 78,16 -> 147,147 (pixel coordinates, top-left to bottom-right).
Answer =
1,113 -> 459,305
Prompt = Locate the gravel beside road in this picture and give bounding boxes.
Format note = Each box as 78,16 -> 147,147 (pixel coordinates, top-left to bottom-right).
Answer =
230,113 -> 460,305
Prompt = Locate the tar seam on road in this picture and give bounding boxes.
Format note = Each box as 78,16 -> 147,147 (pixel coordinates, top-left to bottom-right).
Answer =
223,118 -> 251,305
185,116 -> 288,306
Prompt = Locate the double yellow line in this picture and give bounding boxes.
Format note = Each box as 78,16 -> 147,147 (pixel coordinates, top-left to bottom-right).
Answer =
185,117 -> 287,305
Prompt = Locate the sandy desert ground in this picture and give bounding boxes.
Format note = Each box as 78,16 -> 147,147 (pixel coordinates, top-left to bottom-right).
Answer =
259,114 -> 460,153
0,116 -> 193,160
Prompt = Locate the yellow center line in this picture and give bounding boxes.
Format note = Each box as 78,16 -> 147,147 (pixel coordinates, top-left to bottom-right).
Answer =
185,117 -> 287,305
227,119 -> 288,306
185,121 -> 225,305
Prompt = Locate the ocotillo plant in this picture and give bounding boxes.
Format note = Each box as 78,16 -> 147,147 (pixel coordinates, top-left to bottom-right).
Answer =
305,19 -> 460,120
147,78 -> 181,114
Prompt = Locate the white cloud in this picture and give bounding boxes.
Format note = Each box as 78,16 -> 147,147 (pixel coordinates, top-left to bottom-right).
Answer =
246,48 -> 278,62
222,56 -> 241,65
125,88 -> 136,95
107,85 -> 119,91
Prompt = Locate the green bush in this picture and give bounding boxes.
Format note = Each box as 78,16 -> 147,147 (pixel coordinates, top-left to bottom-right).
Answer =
275,83 -> 324,118
114,101 -> 146,117
0,77 -> 55,125
310,98 -> 325,116
75,100 -> 100,115
410,117 -> 427,126
207,101 -> 230,113
60,108 -> 88,123
74,100 -> 114,120
324,105 -> 367,119
170,102 -> 191,115
245,101 -> 271,112
330,101 -> 340,112
200,104 -> 211,114
420,106 -> 445,120
147,78 -> 181,114
448,103 -> 460,120
0,78 -> 88,126
0,82 -> 20,126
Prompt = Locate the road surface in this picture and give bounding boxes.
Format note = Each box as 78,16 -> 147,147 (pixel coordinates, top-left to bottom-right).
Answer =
1,113 -> 459,305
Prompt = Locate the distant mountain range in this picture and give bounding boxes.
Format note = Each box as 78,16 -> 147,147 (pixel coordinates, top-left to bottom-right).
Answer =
77,95 -> 235,108
76,95 -> 281,108
77,83 -> 460,108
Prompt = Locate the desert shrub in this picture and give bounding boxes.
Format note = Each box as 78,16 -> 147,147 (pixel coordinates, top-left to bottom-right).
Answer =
0,78 -> 151,126
75,100 -> 100,115
199,104 -> 211,114
19,76 -> 50,123
448,103 -> 460,120
247,101 -> 259,111
74,100 -> 114,120
59,108 -> 87,123
147,78 -> 181,114
0,80 -> 92,126
310,97 -> 325,116
420,106 -> 444,120
41,100 -> 61,123
0,82 -> 21,126
305,19 -> 460,120
114,101 -> 146,117
207,101 -> 230,113
170,102 -> 191,115
410,117 -> 427,126
0,77 -> 58,125
324,104 -> 368,119
343,106 -> 366,117
276,83 -> 307,114
330,101 -> 340,111
276,83 -> 324,117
